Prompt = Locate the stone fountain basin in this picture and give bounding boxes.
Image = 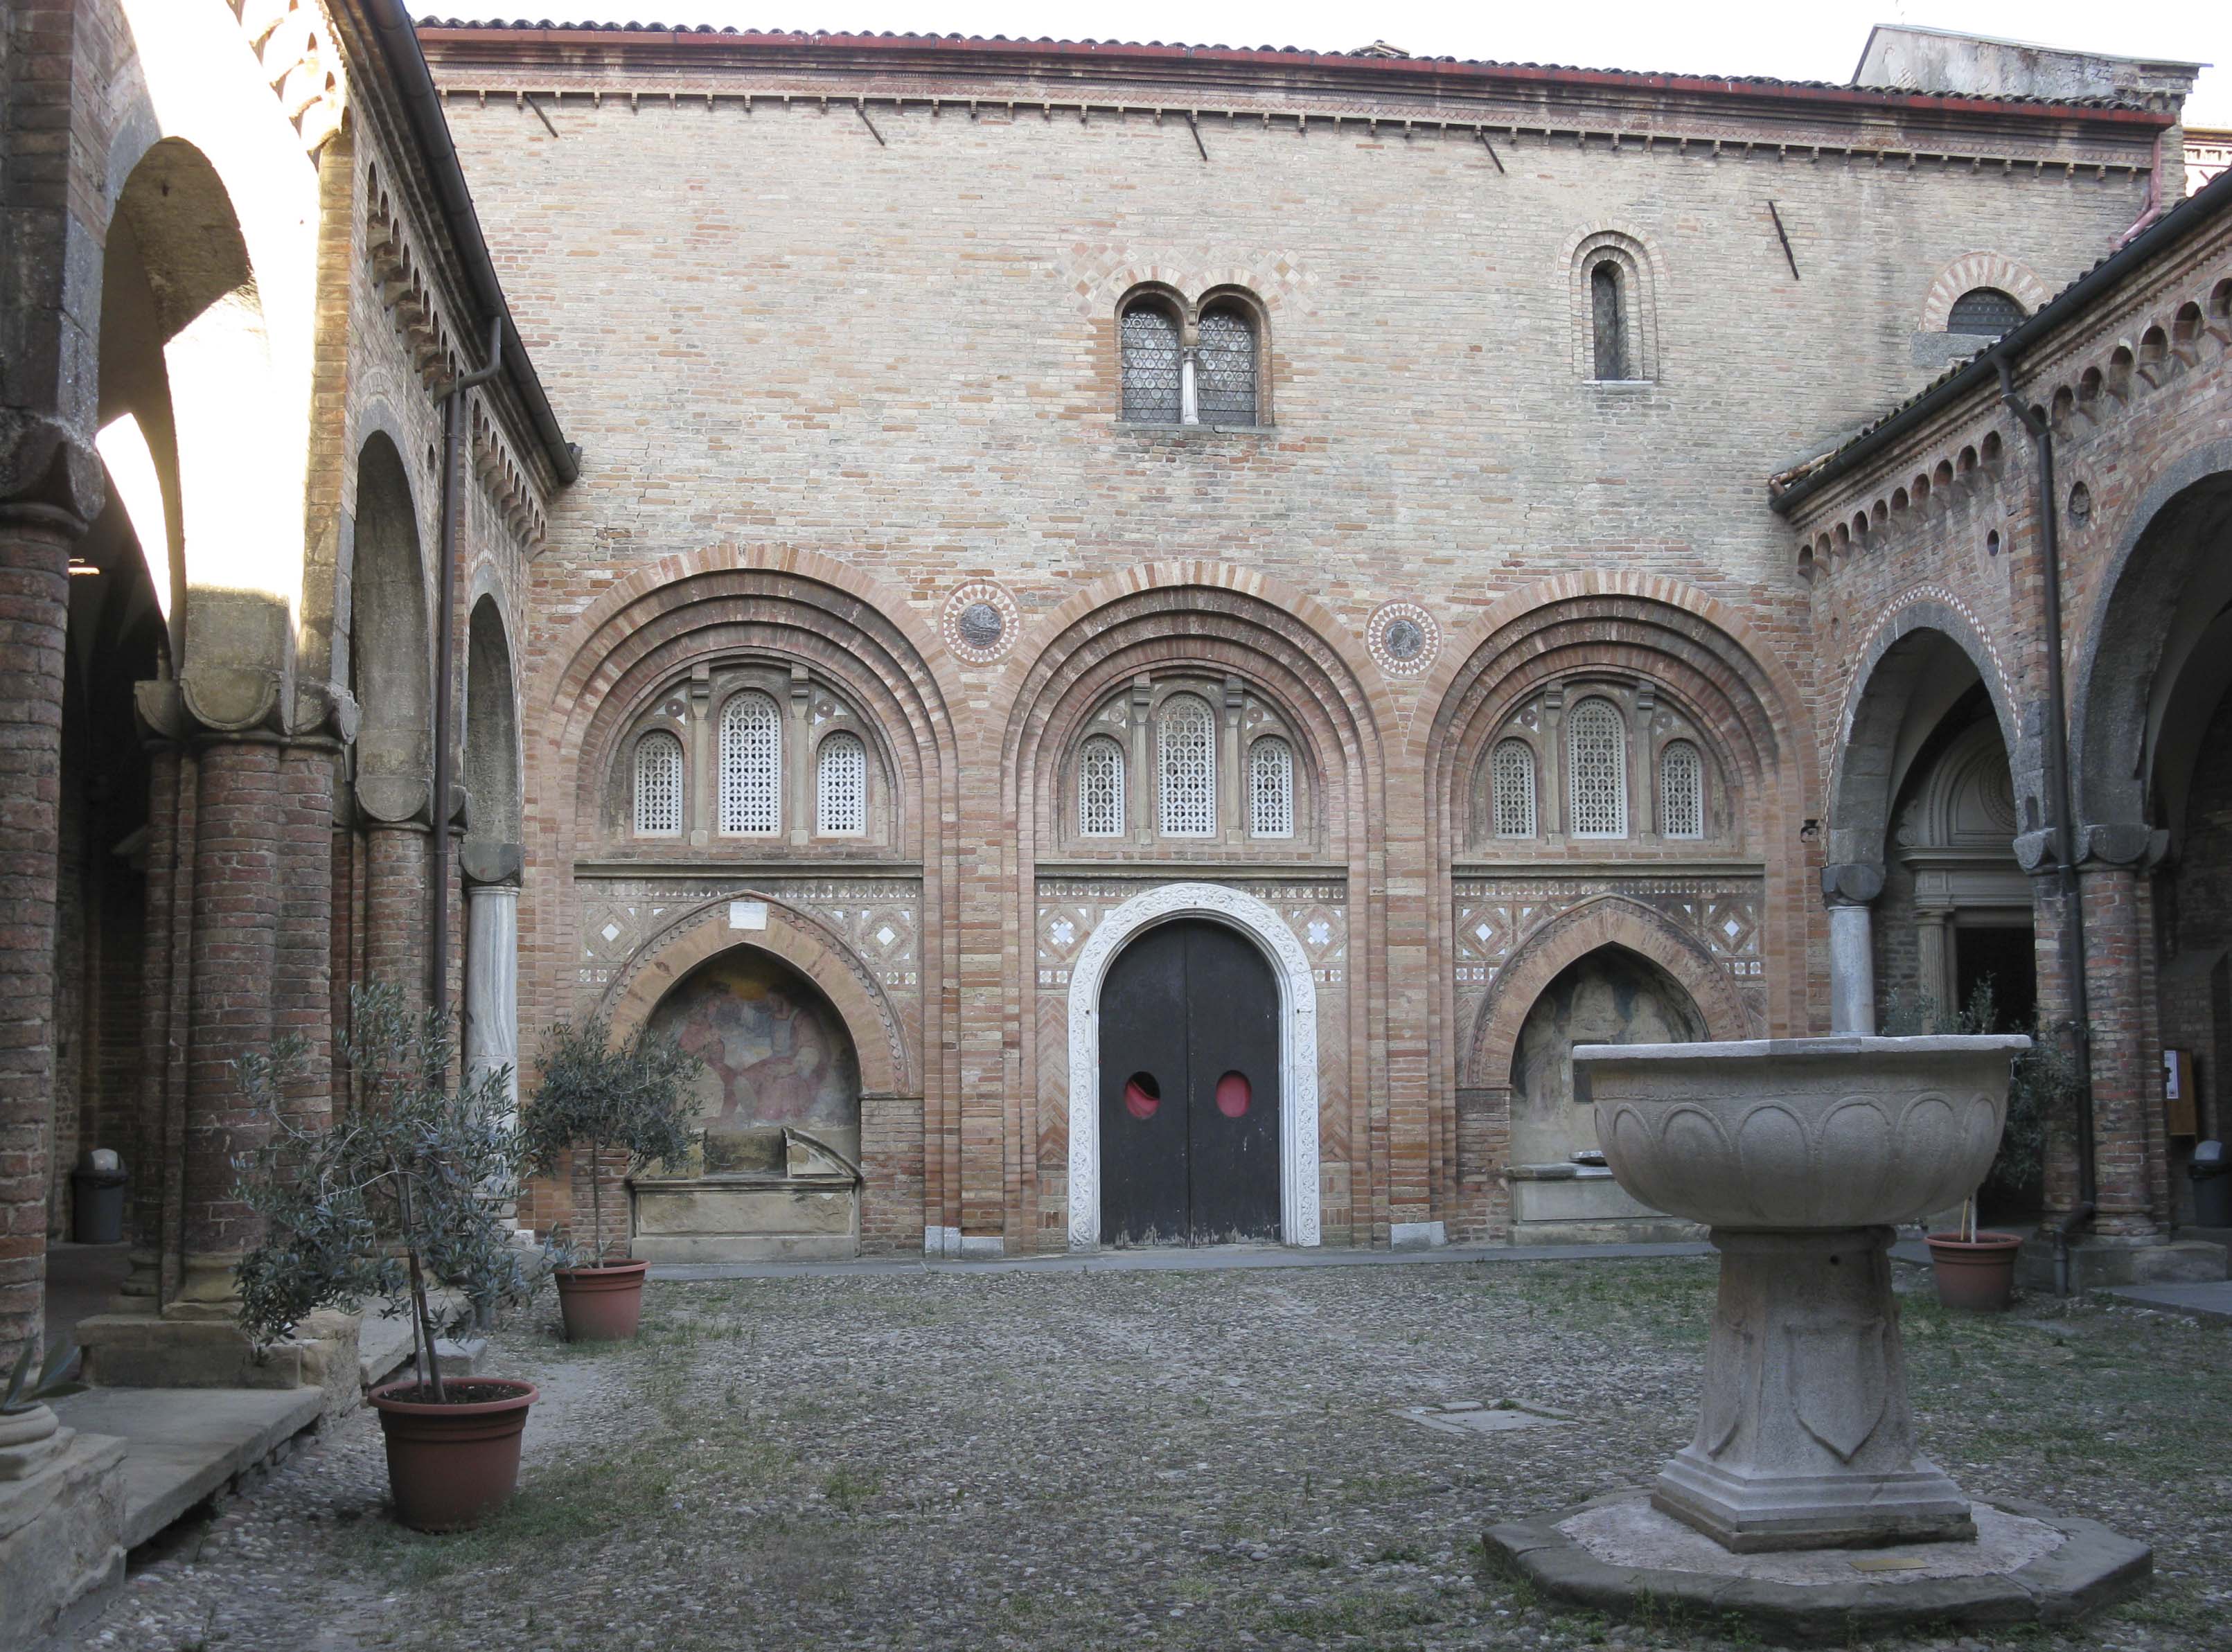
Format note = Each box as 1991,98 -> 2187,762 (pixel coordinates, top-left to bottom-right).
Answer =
1571,1036 -> 2030,1232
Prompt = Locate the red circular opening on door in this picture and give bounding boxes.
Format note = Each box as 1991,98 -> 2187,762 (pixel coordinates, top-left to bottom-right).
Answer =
1214,1070 -> 1252,1119
1124,1071 -> 1161,1120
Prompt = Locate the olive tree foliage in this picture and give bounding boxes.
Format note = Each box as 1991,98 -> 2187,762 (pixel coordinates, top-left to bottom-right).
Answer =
520,1016 -> 702,1268
231,984 -> 532,1401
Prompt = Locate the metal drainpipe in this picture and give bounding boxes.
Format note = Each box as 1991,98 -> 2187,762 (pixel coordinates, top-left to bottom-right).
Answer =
1996,355 -> 2099,1291
429,319 -> 506,1013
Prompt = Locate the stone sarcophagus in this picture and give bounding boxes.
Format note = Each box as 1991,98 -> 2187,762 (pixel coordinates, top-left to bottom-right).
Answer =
629,1128 -> 862,1263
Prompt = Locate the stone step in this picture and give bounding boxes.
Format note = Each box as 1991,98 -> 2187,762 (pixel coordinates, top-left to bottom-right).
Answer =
47,1386 -> 323,1551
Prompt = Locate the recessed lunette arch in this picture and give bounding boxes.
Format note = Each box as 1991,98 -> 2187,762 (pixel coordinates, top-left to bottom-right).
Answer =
1466,895 -> 1758,1090
600,891 -> 912,1099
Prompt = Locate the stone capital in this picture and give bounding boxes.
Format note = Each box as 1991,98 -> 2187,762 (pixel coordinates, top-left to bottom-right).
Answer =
2075,822 -> 2168,872
0,414 -> 103,529
1819,862 -> 1884,907
460,837 -> 524,887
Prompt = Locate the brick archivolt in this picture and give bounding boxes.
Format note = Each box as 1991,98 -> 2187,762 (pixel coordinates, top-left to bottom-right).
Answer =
1916,251 -> 2053,332
1464,893 -> 1762,1088
598,889 -> 913,1096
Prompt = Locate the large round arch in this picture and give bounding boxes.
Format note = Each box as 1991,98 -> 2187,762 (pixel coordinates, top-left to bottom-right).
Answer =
2066,441 -> 2232,840
1005,562 -> 1390,1252
1065,882 -> 1320,1251
1827,592 -> 2024,874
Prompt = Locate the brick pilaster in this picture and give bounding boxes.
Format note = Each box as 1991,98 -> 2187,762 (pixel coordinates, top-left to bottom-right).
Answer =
362,820 -> 431,1002
178,738 -> 285,1299
2080,860 -> 2166,1240
0,508 -> 76,1364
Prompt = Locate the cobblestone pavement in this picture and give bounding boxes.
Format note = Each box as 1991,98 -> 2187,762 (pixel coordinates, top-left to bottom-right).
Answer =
75,1257 -> 2230,1651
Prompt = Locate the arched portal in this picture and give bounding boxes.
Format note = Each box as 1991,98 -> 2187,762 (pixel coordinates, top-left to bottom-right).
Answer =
1097,919 -> 1279,1246
631,945 -> 866,1261
1066,882 -> 1320,1250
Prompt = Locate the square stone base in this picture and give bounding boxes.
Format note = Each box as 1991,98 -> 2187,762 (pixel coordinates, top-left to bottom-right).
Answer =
1655,1446 -> 1976,1552
0,1430 -> 127,1650
1507,1164 -> 1704,1246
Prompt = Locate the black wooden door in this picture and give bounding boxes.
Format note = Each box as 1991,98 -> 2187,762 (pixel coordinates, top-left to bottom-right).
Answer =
1099,918 -> 1280,1245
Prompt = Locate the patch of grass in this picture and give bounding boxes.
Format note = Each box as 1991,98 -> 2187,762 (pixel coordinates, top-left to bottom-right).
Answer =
821,1465 -> 882,1512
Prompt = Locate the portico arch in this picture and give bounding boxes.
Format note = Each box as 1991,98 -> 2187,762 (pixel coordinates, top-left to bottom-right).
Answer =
1066,882 -> 1320,1250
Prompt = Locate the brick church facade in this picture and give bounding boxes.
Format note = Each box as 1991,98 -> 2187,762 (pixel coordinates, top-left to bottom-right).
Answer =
5,4 -> 2230,1407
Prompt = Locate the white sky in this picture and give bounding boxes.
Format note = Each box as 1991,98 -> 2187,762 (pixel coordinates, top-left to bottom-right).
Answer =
497,2 -> 2230,127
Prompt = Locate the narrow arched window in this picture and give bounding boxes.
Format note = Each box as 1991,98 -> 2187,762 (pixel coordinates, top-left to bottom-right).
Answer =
1567,699 -> 1627,837
633,730 -> 683,836
1196,303 -> 1258,425
815,731 -> 866,835
1947,287 -> 2026,337
718,690 -> 781,835
1491,739 -> 1536,839
1157,694 -> 1216,837
1659,740 -> 1704,840
1121,301 -> 1183,424
1591,261 -> 1627,380
1079,736 -> 1126,837
1248,736 -> 1293,837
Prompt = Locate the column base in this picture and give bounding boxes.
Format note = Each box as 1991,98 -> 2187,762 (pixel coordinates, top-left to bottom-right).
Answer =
2015,1233 -> 2228,1292
0,1407 -> 127,1651
75,1307 -> 359,1402
1655,1446 -> 1976,1553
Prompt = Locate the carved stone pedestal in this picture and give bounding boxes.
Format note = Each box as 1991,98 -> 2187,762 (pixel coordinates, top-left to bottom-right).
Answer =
1655,1225 -> 1972,1552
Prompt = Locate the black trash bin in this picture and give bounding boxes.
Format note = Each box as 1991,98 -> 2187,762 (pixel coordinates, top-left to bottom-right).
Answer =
2189,1139 -> 2230,1229
70,1149 -> 127,1245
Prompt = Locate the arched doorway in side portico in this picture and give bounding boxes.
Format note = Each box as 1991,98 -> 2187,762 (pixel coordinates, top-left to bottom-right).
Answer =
1067,883 -> 1320,1251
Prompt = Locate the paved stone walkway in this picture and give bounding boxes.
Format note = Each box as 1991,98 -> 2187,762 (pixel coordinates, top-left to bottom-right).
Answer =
73,1256 -> 2229,1651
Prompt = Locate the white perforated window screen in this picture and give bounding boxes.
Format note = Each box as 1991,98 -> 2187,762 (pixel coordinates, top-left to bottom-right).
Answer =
1660,740 -> 1704,839
1079,736 -> 1126,837
1121,303 -> 1183,423
719,691 -> 782,835
1491,738 -> 1536,838
1158,695 -> 1216,837
816,731 -> 867,835
1567,699 -> 1628,837
1249,736 -> 1294,837
633,731 -> 683,836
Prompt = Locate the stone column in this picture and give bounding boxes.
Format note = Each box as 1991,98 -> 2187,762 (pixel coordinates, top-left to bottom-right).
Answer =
461,842 -> 522,1123
0,504 -> 80,1367
1821,863 -> 1884,1036
1915,906 -> 1954,1018
1541,687 -> 1566,838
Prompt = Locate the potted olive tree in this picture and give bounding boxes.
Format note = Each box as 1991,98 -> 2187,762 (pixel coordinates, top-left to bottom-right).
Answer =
520,1015 -> 701,1341
233,984 -> 535,1531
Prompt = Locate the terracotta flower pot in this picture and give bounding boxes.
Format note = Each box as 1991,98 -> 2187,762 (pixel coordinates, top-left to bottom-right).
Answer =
553,1258 -> 650,1341
368,1378 -> 538,1531
1926,1230 -> 2024,1312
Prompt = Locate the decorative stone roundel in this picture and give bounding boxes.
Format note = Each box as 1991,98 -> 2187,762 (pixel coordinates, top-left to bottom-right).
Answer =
1366,601 -> 1440,677
940,580 -> 1020,665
